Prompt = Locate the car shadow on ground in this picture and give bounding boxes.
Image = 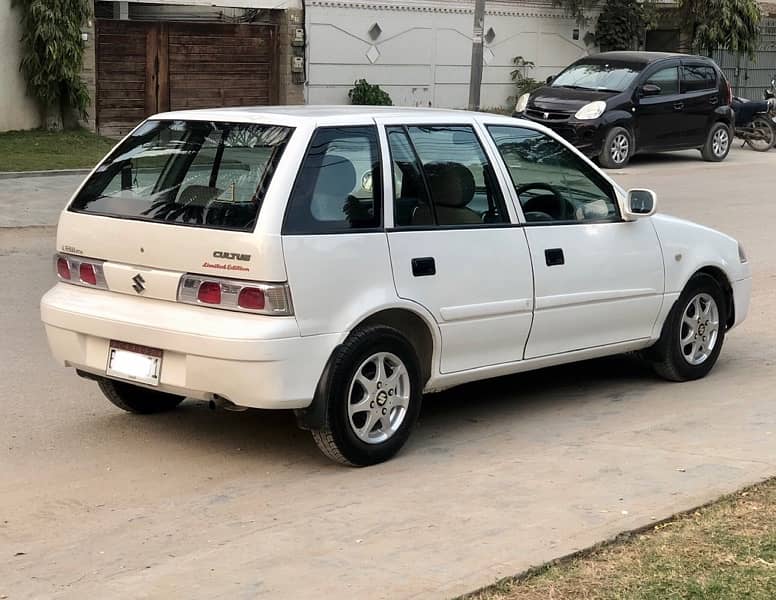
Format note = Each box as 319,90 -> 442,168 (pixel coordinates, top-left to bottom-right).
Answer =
88,353 -> 660,468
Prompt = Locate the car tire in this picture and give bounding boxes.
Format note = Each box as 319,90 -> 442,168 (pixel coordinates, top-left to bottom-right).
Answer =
599,126 -> 633,169
98,378 -> 185,414
701,122 -> 731,161
647,273 -> 727,382
311,326 -> 423,466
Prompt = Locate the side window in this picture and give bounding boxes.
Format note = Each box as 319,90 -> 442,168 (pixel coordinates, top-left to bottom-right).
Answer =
284,126 -> 381,234
682,64 -> 717,92
644,66 -> 679,95
387,125 -> 509,227
487,125 -> 619,223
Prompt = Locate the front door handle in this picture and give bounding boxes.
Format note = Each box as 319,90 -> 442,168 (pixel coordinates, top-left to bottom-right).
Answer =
544,248 -> 564,266
709,96 -> 719,105
411,257 -> 436,277
673,102 -> 685,111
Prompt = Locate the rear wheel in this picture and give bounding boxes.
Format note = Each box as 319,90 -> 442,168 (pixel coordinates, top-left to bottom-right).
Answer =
599,126 -> 633,169
647,273 -> 727,382
311,326 -> 422,466
701,122 -> 731,161
98,378 -> 184,414
745,116 -> 775,152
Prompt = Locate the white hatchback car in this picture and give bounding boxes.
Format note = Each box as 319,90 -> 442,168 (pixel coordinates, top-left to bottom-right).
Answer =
41,107 -> 751,466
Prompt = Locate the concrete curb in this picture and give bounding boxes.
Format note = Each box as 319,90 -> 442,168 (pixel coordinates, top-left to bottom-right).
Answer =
0,169 -> 90,180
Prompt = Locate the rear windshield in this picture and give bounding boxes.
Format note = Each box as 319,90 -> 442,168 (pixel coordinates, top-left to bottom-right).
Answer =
70,120 -> 293,232
552,60 -> 645,93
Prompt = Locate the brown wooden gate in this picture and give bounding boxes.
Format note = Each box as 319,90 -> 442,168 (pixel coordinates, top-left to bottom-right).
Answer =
96,20 -> 278,137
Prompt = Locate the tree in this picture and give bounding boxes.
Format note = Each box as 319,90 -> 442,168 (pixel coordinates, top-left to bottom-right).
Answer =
553,0 -> 600,25
679,0 -> 761,58
13,0 -> 91,131
595,0 -> 657,51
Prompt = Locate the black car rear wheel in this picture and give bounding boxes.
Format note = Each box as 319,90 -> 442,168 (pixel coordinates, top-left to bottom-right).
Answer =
701,122 -> 731,161
599,126 -> 633,169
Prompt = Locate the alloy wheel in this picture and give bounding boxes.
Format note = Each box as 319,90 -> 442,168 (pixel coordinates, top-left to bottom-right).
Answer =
679,293 -> 720,366
610,133 -> 630,164
712,127 -> 730,157
347,352 -> 411,444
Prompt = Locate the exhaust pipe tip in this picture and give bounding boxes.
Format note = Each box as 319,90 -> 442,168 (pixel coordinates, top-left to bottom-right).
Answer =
209,395 -> 248,412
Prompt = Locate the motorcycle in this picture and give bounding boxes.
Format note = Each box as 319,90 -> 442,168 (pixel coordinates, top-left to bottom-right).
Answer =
731,94 -> 776,151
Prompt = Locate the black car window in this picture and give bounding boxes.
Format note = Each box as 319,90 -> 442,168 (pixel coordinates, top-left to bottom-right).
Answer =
644,66 -> 679,95
682,64 -> 717,92
551,60 -> 644,93
284,126 -> 382,234
487,125 -> 619,224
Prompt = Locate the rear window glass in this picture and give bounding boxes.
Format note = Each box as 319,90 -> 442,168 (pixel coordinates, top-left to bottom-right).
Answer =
682,64 -> 717,92
70,120 -> 293,232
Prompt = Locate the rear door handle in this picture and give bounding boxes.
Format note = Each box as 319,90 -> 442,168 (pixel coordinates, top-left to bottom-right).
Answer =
709,96 -> 719,105
673,102 -> 685,111
411,257 -> 436,277
544,248 -> 564,266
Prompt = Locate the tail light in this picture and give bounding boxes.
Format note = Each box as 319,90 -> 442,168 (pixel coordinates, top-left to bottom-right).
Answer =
725,77 -> 733,105
177,274 -> 293,316
54,253 -> 107,289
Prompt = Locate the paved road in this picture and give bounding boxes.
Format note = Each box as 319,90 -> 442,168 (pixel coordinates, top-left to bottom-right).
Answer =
0,174 -> 84,228
2,148 -> 776,599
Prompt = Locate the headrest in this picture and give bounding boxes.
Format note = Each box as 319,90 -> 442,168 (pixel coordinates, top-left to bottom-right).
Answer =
424,162 -> 475,208
316,154 -> 357,197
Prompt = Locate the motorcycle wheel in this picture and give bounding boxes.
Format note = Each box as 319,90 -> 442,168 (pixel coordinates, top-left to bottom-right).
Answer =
745,117 -> 776,151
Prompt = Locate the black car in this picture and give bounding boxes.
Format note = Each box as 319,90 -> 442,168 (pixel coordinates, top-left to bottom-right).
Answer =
514,52 -> 734,168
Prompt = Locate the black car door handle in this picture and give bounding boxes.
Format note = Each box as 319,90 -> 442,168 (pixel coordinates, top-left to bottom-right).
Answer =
411,257 -> 436,277
673,102 -> 685,111
545,248 -> 564,266
709,96 -> 719,105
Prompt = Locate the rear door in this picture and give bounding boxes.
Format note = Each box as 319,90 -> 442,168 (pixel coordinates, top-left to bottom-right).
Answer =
378,118 -> 535,373
634,62 -> 684,150
680,61 -> 721,146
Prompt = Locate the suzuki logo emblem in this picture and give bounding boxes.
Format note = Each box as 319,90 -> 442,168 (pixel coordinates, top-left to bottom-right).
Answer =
132,273 -> 146,294
543,112 -> 549,120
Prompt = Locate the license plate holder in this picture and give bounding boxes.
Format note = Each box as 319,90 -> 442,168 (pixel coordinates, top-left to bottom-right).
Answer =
106,341 -> 162,386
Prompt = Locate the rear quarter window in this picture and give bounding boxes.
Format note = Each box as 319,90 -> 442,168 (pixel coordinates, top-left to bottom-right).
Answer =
70,120 -> 293,232
682,64 -> 717,92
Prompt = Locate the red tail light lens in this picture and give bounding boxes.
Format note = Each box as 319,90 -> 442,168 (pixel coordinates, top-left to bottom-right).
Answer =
57,257 -> 71,280
238,287 -> 265,310
197,281 -> 222,304
79,263 -> 97,285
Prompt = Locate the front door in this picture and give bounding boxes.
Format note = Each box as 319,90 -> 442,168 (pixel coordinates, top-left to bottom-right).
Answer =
486,124 -> 664,358
634,63 -> 684,151
380,121 -> 535,373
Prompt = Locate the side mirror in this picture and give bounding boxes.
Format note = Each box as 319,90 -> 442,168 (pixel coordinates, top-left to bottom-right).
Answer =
640,84 -> 661,97
625,189 -> 657,219
546,75 -> 555,85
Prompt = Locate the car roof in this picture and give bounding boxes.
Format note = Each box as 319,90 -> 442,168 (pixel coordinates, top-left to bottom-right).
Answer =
583,51 -> 704,64
150,105 -> 493,126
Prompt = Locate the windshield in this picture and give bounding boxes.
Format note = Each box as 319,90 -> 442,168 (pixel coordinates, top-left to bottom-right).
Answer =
70,120 -> 293,232
552,60 -> 644,93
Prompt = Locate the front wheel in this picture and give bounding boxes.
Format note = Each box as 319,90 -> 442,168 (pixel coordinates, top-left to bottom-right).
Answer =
647,273 -> 727,382
599,126 -> 633,169
701,122 -> 731,161
311,326 -> 422,466
98,378 -> 185,414
745,117 -> 775,151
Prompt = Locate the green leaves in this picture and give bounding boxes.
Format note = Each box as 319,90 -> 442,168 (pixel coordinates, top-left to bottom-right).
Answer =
13,0 -> 92,124
348,80 -> 393,106
595,0 -> 656,52
679,0 -> 762,58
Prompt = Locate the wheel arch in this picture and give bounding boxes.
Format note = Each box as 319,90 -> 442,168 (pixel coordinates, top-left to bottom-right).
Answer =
295,304 -> 440,431
694,265 -> 735,329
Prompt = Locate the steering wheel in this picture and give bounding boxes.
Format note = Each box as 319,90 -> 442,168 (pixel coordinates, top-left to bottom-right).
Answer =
515,182 -> 572,221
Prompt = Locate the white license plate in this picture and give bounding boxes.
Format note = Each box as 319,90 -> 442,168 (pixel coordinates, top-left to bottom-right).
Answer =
106,341 -> 162,386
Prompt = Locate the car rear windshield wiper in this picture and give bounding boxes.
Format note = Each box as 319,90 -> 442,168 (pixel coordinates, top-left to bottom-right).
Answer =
556,85 -> 594,90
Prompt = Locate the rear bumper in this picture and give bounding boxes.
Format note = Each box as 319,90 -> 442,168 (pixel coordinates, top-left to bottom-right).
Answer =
40,284 -> 339,409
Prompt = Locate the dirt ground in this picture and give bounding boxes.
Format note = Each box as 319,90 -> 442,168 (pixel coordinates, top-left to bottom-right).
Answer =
2,148 -> 776,599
